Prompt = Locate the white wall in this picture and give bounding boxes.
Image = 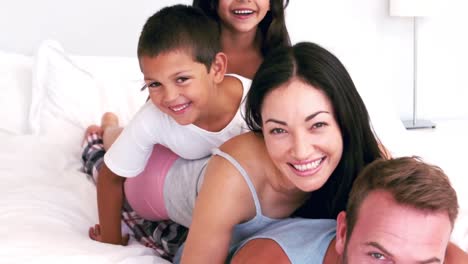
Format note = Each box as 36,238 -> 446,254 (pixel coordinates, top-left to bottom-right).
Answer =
0,0 -> 191,56
417,0 -> 468,120
0,0 -> 467,121
286,0 -> 468,121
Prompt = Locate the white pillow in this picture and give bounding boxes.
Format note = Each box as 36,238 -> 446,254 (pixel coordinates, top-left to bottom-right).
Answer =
348,71 -> 407,157
30,40 -> 147,135
0,51 -> 33,134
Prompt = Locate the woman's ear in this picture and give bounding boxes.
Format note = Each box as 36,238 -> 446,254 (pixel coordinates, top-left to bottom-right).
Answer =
335,211 -> 347,256
210,52 -> 227,83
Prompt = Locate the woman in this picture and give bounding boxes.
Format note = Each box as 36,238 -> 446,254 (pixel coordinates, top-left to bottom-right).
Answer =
179,42 -> 384,263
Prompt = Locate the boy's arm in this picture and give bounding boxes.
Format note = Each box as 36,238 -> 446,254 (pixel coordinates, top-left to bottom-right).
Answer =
94,162 -> 126,245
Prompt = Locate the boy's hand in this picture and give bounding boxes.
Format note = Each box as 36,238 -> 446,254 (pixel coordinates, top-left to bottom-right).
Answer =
89,224 -> 129,246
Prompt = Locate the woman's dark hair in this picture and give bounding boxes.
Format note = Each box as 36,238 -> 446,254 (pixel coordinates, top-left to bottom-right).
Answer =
244,42 -> 385,219
192,0 -> 291,56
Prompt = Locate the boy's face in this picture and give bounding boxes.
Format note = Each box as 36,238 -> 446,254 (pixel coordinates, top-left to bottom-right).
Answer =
336,190 -> 452,264
139,50 -> 216,126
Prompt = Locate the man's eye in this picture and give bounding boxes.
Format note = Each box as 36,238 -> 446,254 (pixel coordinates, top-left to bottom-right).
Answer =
369,252 -> 386,260
270,128 -> 286,134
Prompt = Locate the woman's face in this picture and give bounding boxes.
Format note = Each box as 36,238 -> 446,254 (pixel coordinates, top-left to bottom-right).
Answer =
217,0 -> 270,34
261,78 -> 343,192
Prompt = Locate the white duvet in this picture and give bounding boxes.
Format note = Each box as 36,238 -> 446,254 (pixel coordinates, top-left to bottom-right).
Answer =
0,128 -> 169,264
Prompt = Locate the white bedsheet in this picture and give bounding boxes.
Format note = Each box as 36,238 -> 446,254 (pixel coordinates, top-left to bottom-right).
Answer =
0,125 -> 169,264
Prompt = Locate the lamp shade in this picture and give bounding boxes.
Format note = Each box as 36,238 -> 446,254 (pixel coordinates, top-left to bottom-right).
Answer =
389,0 -> 435,17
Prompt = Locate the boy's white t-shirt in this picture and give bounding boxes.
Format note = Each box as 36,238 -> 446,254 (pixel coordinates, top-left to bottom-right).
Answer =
104,74 -> 251,177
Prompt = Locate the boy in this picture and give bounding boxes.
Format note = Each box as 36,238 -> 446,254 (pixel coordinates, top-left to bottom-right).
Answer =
82,4 -> 251,259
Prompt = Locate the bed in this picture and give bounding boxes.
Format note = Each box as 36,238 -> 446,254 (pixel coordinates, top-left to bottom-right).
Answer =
0,40 -> 466,263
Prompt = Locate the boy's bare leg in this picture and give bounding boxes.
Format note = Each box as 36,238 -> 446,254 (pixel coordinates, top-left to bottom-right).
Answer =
83,125 -> 103,142
83,112 -> 121,150
101,112 -> 123,151
82,112 -> 120,180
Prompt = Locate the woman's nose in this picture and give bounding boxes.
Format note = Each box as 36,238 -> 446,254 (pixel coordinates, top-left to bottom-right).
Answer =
290,132 -> 311,160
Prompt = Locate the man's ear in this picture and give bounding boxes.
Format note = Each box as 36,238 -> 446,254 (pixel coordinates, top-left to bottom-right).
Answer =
335,211 -> 347,256
210,52 -> 227,83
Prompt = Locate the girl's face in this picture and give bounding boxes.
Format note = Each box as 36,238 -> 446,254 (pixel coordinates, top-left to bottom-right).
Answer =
217,0 -> 270,34
261,78 -> 343,192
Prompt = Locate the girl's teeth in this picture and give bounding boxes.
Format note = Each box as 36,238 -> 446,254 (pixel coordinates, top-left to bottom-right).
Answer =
233,10 -> 254,15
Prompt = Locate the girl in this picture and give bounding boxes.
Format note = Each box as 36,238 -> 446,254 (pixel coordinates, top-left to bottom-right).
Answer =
193,0 -> 290,78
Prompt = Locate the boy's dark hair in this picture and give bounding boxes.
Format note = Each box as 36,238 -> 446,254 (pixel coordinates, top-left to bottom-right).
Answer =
346,156 -> 458,239
244,42 -> 384,219
137,4 -> 221,71
193,0 -> 290,56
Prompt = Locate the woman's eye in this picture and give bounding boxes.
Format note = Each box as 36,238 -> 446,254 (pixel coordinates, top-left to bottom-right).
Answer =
270,128 -> 286,134
312,122 -> 327,129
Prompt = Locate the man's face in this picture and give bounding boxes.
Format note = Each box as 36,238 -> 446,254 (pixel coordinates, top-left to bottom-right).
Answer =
336,190 -> 452,263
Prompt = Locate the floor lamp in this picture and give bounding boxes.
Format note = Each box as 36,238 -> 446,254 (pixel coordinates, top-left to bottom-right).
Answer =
390,0 -> 436,129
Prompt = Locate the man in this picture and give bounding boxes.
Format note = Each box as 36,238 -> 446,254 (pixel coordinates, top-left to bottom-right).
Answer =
333,156 -> 464,263
232,157 -> 468,263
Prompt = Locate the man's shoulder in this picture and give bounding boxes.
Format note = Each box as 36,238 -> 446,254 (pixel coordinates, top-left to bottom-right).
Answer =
445,242 -> 468,264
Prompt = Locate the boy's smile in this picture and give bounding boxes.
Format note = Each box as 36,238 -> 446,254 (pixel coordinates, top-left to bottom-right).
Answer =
168,102 -> 192,114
